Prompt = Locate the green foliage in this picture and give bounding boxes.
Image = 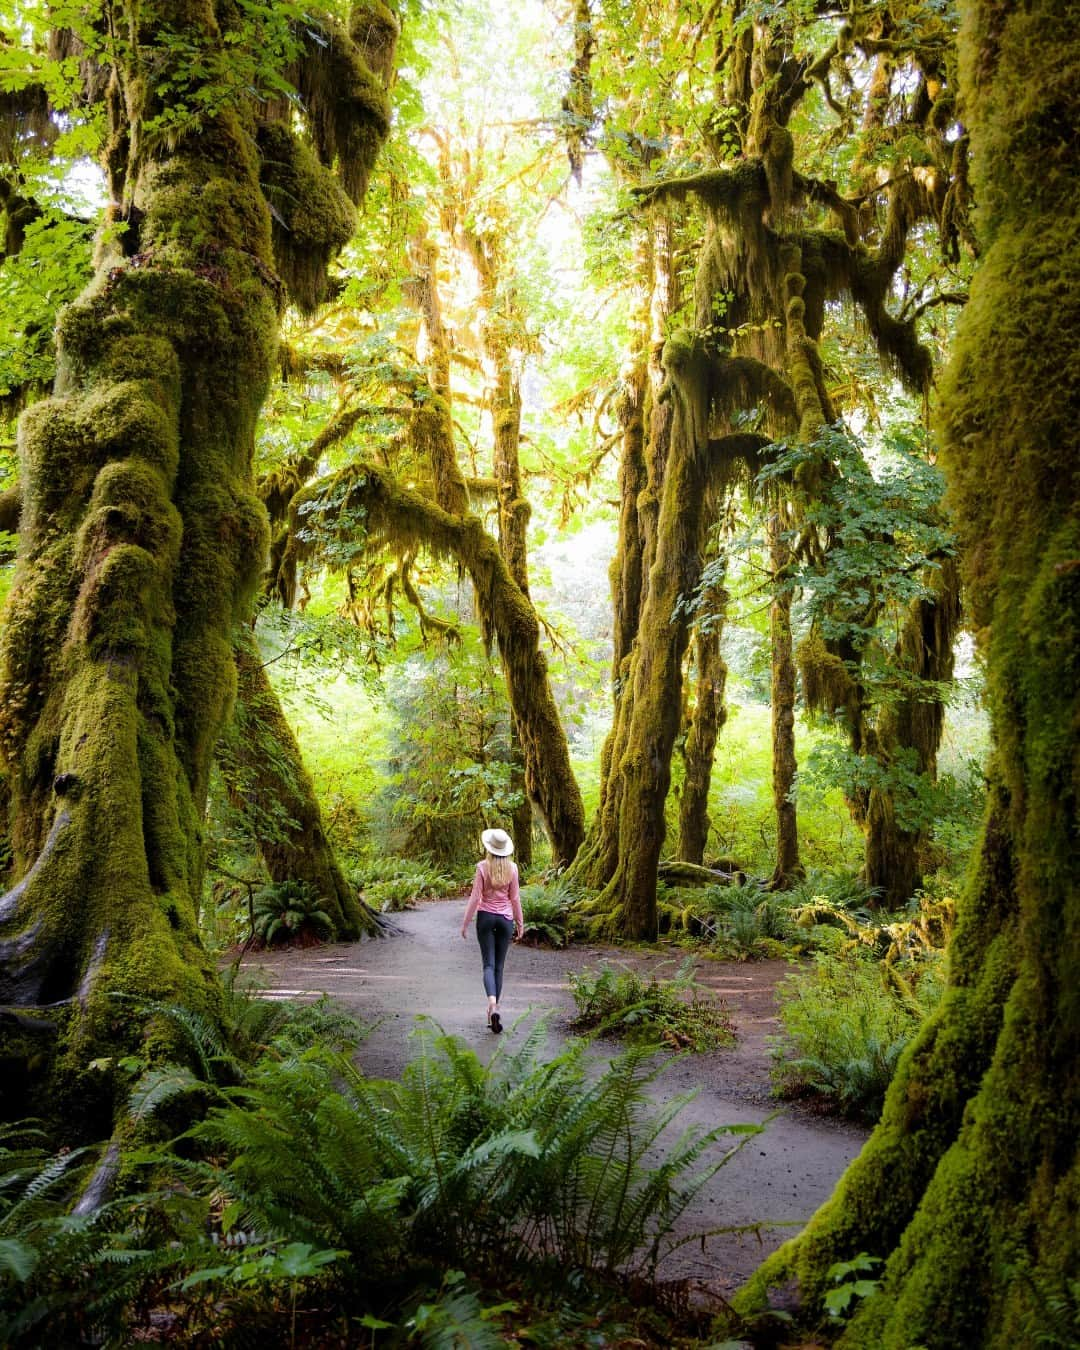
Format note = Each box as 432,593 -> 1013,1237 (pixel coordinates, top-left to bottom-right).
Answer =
781,866 -> 882,915
1,1015 -> 754,1342
824,1253 -> 884,1320
770,949 -> 945,1120
701,703 -> 866,875
0,213 -> 94,399
351,855 -> 454,912
0,1123 -> 170,1349
518,875 -> 580,947
135,0 -> 306,145
758,423 -> 955,659
567,959 -> 736,1051
375,640 -> 521,867
689,879 -> 799,957
253,880 -> 334,946
169,1021 -> 753,1288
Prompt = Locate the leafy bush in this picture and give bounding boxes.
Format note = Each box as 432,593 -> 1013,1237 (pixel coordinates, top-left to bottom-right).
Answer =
2,1010 -> 761,1346
252,879 -> 334,946
172,1023 -> 754,1288
567,959 -> 735,1051
518,875 -> 578,947
781,866 -> 882,917
374,640 -> 522,867
350,856 -> 455,913
702,880 -> 796,955
770,950 -> 945,1119
0,1123 -> 175,1349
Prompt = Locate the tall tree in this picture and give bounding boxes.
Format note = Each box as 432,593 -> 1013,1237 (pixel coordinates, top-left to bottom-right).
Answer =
574,0 -> 967,936
737,1 -> 1079,1343
0,0 -> 393,1128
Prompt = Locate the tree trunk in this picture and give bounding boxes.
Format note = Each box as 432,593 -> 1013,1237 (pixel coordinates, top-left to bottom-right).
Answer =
0,0 -> 393,1131
569,208 -> 675,893
218,631 -> 377,939
0,2 -> 278,1127
737,5 -> 1080,1343
677,590 -> 729,865
507,723 -> 533,869
863,556 -> 961,906
768,509 -> 802,887
580,337 -> 712,937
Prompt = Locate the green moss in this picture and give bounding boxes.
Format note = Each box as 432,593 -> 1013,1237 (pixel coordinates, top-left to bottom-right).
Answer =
257,123 -> 357,314
739,3 -> 1080,1340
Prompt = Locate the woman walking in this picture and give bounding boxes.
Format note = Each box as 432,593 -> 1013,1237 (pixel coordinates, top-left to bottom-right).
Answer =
460,828 -> 523,1033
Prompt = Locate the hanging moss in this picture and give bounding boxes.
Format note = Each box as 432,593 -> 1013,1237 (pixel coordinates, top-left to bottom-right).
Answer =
257,123 -> 357,314
292,463 -> 585,867
293,6 -> 395,205
798,630 -> 856,718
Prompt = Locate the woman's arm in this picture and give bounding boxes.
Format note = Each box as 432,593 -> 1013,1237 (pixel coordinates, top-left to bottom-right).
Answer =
509,865 -> 523,937
461,863 -> 484,937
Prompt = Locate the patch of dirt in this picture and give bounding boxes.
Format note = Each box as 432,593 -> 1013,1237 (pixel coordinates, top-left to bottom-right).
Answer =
240,898 -> 868,1295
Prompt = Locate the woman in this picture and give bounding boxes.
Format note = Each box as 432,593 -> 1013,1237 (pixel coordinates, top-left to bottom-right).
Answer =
460,827 -> 523,1033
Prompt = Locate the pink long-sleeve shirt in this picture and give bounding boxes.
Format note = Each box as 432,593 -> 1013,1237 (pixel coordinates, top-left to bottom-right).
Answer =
462,860 -> 523,928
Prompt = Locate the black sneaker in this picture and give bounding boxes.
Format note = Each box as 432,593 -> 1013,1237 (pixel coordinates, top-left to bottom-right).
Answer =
490,1011 -> 502,1034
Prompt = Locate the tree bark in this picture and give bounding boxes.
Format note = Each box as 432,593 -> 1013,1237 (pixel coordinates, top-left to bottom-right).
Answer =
569,207 -> 675,893
0,1 -> 278,1127
768,509 -> 802,887
401,230 -> 582,864
737,4 -> 1080,1342
0,0 -> 393,1131
863,556 -> 961,906
579,336 -> 712,937
461,211 -> 535,866
218,630 -> 377,939
677,587 -> 729,866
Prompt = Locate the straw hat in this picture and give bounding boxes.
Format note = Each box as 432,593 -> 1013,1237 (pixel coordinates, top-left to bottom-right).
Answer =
481,827 -> 514,857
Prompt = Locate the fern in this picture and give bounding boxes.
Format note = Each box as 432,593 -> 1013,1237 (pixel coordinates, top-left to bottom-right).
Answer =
157,1020 -> 758,1293
253,879 -> 335,946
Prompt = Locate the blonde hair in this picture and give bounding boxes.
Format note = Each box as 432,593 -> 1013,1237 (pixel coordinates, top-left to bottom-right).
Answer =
485,852 -> 513,887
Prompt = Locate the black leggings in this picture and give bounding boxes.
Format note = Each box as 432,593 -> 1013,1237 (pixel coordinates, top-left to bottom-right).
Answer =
476,911 -> 514,1000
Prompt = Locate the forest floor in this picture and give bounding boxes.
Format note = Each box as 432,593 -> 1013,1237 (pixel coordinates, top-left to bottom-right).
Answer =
239,898 -> 868,1299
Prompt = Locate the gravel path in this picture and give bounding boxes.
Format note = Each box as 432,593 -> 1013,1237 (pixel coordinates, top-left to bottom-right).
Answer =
240,898 -> 867,1296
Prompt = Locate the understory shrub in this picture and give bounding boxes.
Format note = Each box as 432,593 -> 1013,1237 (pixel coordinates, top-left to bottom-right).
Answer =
350,855 -> 455,912
688,879 -> 800,957
1,1014 -> 759,1347
252,879 -> 334,946
518,875 -> 579,947
568,959 -> 736,1051
770,949 -> 946,1120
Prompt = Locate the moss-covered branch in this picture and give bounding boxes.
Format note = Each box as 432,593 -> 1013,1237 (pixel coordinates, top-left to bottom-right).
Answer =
292,463 -> 585,865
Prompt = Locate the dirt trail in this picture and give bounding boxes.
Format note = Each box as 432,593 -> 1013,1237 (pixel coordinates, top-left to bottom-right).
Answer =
241,899 -> 867,1295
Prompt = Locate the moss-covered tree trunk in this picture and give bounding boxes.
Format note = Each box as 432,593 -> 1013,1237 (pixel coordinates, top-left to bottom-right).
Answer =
0,0 -> 394,1129
863,557 -> 961,906
465,218 -> 535,867
677,583 -> 728,865
768,508 -> 802,887
218,631 -> 376,938
581,336 -> 712,937
737,4 -> 1080,1343
568,210 -> 674,893
0,0 -> 277,1127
